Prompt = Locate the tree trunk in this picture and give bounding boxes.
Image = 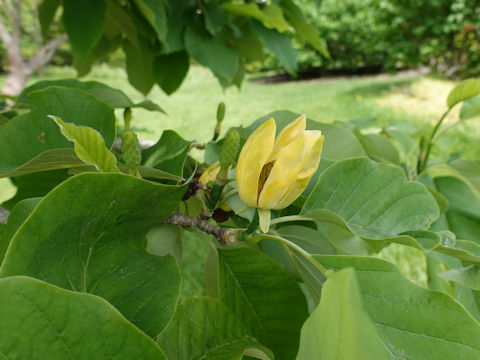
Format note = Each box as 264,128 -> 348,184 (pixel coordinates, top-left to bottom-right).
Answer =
1,56 -> 30,97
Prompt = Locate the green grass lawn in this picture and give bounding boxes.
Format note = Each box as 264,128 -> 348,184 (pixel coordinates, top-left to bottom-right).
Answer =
2,64 -> 479,294
30,64 -> 479,163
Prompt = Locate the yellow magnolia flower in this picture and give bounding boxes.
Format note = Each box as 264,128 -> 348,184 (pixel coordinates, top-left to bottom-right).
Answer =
236,115 -> 324,232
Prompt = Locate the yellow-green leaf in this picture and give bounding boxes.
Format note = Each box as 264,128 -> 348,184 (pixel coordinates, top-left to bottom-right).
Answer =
447,79 -> 480,109
50,115 -> 120,173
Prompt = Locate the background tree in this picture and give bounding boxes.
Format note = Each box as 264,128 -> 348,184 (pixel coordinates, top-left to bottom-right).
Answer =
0,0 -> 67,96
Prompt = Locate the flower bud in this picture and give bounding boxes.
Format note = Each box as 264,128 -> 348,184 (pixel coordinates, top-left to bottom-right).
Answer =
236,115 -> 324,211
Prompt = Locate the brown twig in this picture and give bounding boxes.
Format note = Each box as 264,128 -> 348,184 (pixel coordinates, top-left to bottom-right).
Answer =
164,211 -> 237,246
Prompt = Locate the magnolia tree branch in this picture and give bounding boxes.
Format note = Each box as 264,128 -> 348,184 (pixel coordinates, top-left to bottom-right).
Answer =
0,206 -> 238,246
0,206 -> 9,225
26,34 -> 68,73
164,211 -> 238,246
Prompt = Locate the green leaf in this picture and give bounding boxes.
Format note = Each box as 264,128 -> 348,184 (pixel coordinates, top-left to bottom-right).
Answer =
356,132 -> 400,164
0,173 -> 187,337
447,79 -> 480,109
18,79 -> 165,112
185,21 -> 239,84
123,37 -> 156,95
157,297 -> 274,360
142,130 -> 191,177
146,223 -> 182,264
315,255 -> 480,359
1,170 -> 69,210
261,225 -> 334,302
50,116 -> 120,173
0,276 -> 166,359
202,2 -> 228,35
154,51 -> 190,95
216,245 -> 308,360
0,198 -> 40,264
222,3 -> 291,33
434,176 -> 480,242
0,148 -> 85,178
302,158 -> 440,239
435,239 -> 480,265
0,87 -> 115,177
63,0 -> 108,57
133,0 -> 167,44
251,21 -> 296,75
280,0 -> 329,57
460,94 -> 480,121
439,265 -> 480,290
39,0 -> 61,38
296,268 -> 388,360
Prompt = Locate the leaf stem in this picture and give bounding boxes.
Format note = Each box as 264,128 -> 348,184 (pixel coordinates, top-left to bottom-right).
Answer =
269,215 -> 314,225
418,109 -> 451,174
260,232 -> 327,276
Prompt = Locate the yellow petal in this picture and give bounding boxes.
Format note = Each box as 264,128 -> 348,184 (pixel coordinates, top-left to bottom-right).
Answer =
268,114 -> 306,162
274,131 -> 324,209
258,136 -> 305,209
199,161 -> 220,185
236,118 -> 276,207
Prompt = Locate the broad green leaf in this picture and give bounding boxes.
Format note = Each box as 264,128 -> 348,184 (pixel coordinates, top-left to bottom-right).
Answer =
222,3 -> 291,33
280,0 -> 329,57
303,158 -> 440,239
0,148 -> 85,178
356,132 -> 400,164
0,276 -> 166,359
39,0 -> 61,38
63,0 -> 108,57
107,0 -> 139,45
185,22 -> 239,84
133,0 -> 167,44
439,265 -> 480,290
449,159 -> 480,194
163,0 -> 189,52
460,94 -> 480,121
447,79 -> 480,109
251,21 -> 296,75
154,51 -> 190,95
123,37 -> 156,95
158,297 -> 274,360
1,170 -> 69,210
0,87 -> 115,177
0,198 -> 40,264
0,173 -> 187,337
146,223 -> 182,264
142,130 -> 191,177
50,116 -> 120,173
427,252 -> 480,321
434,176 -> 480,242
297,268 -> 388,360
435,239 -> 480,265
216,245 -> 308,360
261,225 -> 334,302
228,22 -> 267,63
315,255 -> 480,359
17,79 -> 165,112
202,2 -> 228,35
427,160 -> 480,196
415,173 -> 449,214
